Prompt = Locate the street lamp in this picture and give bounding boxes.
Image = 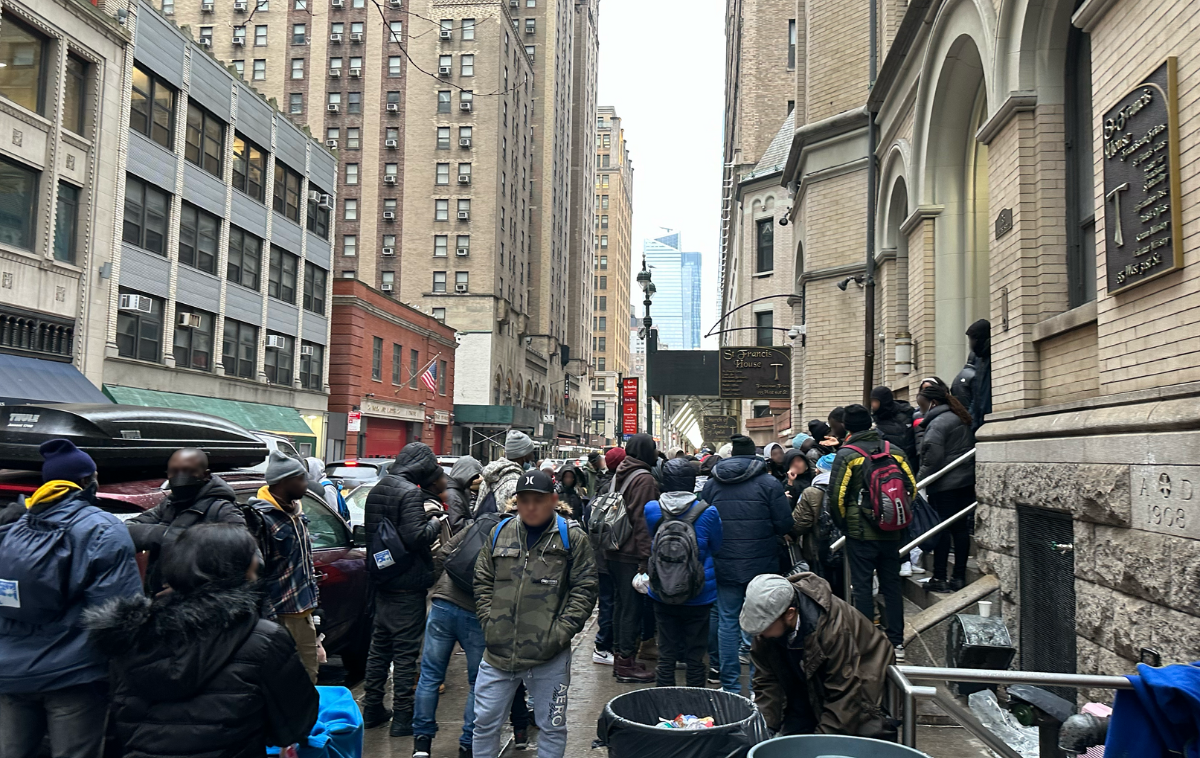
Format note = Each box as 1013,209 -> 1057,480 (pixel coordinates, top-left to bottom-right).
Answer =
637,259 -> 655,436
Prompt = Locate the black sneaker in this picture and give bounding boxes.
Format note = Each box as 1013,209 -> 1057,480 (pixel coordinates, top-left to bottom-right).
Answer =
514,727 -> 528,750
949,577 -> 966,591
412,735 -> 432,758
926,579 -> 951,593
362,704 -> 393,730
707,667 -> 720,685
459,747 -> 473,758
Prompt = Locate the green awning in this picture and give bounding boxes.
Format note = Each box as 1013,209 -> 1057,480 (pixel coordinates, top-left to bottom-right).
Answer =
103,385 -> 315,436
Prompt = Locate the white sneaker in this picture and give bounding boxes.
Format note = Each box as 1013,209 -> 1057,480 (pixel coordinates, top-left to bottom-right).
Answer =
593,647 -> 614,665
900,562 -> 913,577
894,645 -> 906,662
911,564 -> 927,574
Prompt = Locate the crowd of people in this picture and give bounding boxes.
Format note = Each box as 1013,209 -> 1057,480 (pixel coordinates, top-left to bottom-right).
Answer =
0,321 -> 989,757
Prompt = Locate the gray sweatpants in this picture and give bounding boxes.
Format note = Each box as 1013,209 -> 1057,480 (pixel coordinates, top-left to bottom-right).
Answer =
471,648 -> 571,758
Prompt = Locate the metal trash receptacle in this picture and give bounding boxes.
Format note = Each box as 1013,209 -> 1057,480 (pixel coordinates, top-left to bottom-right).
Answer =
597,686 -> 769,758
747,735 -> 932,758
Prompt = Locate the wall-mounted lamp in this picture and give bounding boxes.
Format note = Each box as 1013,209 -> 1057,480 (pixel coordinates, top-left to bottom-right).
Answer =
836,276 -> 864,291
117,8 -> 129,24
98,262 -> 112,279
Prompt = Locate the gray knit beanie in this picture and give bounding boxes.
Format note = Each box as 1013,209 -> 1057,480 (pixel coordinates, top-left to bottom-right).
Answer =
504,429 -> 535,459
265,450 -> 308,485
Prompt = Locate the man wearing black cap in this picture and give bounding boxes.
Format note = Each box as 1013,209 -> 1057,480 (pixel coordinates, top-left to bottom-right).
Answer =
827,404 -> 917,660
472,469 -> 597,758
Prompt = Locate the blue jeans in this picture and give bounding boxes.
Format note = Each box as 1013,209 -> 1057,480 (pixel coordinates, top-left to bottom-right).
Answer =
716,582 -> 753,693
413,599 -> 486,748
0,681 -> 108,758
594,571 -> 614,652
708,605 -> 720,671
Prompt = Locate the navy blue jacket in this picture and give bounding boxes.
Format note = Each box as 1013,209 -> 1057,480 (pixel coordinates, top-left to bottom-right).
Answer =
700,456 -> 794,585
645,493 -> 723,606
1105,662 -> 1200,758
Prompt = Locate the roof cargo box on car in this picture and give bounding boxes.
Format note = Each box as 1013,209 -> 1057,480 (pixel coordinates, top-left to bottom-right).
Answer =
0,404 -> 268,475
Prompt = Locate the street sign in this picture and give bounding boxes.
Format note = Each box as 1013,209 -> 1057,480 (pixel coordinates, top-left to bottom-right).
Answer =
701,415 -> 738,444
347,411 -> 362,432
621,377 -> 639,435
719,346 -> 792,399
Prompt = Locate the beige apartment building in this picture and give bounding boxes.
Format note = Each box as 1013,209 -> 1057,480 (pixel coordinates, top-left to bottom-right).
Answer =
590,106 -> 633,443
722,0 -> 1200,684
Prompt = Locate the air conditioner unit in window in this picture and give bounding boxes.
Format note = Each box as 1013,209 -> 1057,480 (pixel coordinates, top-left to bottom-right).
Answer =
386,102 -> 400,112
388,0 -> 401,7
438,66 -> 451,75
329,68 -> 341,77
456,247 -> 469,256
457,174 -> 471,184
325,139 -> 338,148
382,283 -> 394,292
327,104 -> 340,112
233,0 -> 247,10
455,283 -> 468,293
199,38 -> 213,47
439,29 -> 452,39
381,247 -> 395,256
349,32 -> 363,42
330,33 -> 342,42
300,344 -> 314,356
459,137 -> 472,147
201,1 -> 214,10
349,67 -> 361,77
383,175 -> 397,184
318,194 -> 333,210
459,102 -> 472,112
385,139 -> 398,148
178,312 -> 203,328
266,335 -> 286,349
119,294 -> 153,313
331,0 -> 343,6
308,190 -> 322,202
509,0 -> 517,6
383,211 -> 396,220
232,36 -> 245,45
457,211 -> 469,220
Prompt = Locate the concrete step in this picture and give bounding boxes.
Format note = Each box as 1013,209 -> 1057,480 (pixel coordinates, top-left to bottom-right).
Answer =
902,555 -> 984,609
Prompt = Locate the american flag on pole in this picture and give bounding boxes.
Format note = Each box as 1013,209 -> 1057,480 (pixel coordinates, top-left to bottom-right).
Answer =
421,361 -> 438,391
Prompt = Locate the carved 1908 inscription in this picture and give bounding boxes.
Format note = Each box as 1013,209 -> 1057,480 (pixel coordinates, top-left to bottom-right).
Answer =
1102,58 -> 1183,293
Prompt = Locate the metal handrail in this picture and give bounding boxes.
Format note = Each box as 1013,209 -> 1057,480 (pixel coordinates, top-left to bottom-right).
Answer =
888,665 -> 1132,755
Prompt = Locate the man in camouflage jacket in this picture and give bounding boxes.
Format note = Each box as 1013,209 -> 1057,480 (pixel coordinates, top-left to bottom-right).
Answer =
471,469 -> 597,758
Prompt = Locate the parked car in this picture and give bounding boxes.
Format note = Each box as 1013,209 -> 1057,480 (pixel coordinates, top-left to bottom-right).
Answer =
241,432 -> 306,475
436,455 -> 460,475
325,458 -> 393,489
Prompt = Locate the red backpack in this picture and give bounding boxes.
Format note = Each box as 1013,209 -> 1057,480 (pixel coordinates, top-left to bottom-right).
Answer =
843,441 -> 913,531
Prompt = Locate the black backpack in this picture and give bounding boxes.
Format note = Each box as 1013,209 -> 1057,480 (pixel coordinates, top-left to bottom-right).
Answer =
586,469 -> 649,553
367,516 -> 413,583
647,500 -> 710,604
443,511 -> 506,593
813,484 -> 844,567
240,504 -> 280,578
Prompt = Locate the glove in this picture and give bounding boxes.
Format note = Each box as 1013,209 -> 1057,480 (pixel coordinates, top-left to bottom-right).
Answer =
632,572 -> 650,595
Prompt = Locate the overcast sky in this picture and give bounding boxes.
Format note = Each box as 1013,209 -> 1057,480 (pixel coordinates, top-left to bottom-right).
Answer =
596,0 -> 725,348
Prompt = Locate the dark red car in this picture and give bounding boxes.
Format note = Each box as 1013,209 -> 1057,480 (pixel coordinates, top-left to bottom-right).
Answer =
0,470 -> 372,680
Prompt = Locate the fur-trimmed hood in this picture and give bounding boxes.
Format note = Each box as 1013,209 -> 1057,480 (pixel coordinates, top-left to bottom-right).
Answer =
84,584 -> 264,700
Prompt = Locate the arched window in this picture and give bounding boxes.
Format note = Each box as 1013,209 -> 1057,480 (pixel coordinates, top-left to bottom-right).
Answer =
1064,17 -> 1095,306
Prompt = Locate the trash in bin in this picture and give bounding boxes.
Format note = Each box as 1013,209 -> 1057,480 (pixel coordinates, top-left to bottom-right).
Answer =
747,735 -> 932,758
656,714 -> 716,730
597,687 -> 769,758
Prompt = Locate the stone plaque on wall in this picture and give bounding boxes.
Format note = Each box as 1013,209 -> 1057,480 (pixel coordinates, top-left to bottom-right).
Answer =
701,415 -> 738,444
719,347 -> 791,399
1102,57 -> 1184,294
1130,464 -> 1200,540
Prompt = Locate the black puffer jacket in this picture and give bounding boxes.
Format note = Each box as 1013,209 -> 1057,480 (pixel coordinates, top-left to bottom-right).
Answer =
916,404 -> 976,493
84,585 -> 318,758
700,455 -> 793,585
872,396 -> 919,467
364,442 -> 444,592
444,455 -> 483,534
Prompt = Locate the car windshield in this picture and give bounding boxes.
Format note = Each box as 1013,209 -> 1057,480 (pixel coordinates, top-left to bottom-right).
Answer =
344,485 -> 371,524
328,464 -> 380,479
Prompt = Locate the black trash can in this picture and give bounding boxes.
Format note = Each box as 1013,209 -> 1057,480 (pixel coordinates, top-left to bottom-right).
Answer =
597,687 -> 770,758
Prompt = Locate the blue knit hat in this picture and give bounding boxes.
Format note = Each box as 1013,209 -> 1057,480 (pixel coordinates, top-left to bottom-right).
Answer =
791,432 -> 811,449
39,439 -> 96,484
816,453 -> 836,472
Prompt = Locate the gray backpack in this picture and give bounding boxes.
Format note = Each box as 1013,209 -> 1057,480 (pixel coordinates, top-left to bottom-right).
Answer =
586,469 -> 649,553
648,500 -> 710,604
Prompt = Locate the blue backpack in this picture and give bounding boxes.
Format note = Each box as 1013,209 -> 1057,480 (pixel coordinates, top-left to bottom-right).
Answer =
0,506 -> 84,625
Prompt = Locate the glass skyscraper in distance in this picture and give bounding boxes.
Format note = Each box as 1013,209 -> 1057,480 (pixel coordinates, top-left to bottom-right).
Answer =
643,233 -> 702,350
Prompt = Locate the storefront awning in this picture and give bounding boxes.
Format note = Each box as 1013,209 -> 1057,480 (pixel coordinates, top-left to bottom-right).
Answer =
103,385 -> 314,437
0,353 -> 110,405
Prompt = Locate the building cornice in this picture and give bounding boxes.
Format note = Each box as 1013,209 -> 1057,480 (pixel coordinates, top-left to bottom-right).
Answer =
975,91 -> 1038,145
782,107 -> 870,191
331,294 -> 458,349
899,205 -> 944,236
1071,0 -> 1121,33
868,0 -> 939,112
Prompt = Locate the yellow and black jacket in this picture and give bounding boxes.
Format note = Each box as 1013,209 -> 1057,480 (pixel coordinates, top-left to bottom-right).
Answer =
827,429 -> 917,541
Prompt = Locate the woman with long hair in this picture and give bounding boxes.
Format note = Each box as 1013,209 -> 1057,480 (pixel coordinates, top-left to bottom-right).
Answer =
86,524 -> 319,757
915,382 -> 977,592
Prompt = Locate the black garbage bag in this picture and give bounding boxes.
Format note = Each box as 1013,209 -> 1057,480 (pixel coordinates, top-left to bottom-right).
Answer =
596,687 -> 770,758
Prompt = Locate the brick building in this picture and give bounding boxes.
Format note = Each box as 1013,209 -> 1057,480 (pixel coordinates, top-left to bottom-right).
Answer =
329,278 -> 456,457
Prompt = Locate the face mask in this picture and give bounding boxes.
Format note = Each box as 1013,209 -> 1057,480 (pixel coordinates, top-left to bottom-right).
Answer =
167,473 -> 207,498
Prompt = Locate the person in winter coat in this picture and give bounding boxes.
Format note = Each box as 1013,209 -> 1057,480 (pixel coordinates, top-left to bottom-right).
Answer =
362,442 -> 449,736
870,386 -> 919,466
579,451 -> 605,501
473,430 -> 537,518
700,434 -> 794,695
764,442 -> 787,484
84,524 -> 319,758
305,457 -> 349,523
445,455 -> 483,534
590,446 -> 626,664
915,382 -> 977,592
790,454 -> 844,597
0,439 -> 142,758
247,452 -> 321,682
782,448 -> 813,503
828,405 -> 916,659
966,319 -> 992,431
695,452 -> 720,494
741,573 -> 896,738
555,464 -> 585,522
643,459 -> 723,688
127,447 -> 245,595
604,433 -> 661,683
472,469 -> 597,758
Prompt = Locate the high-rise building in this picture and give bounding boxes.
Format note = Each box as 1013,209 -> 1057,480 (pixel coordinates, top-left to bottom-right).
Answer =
643,233 -> 701,351
590,106 -> 633,442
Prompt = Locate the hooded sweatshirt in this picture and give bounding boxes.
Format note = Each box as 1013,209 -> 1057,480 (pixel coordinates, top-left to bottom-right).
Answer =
475,458 -> 524,517
764,442 -> 787,484
85,585 -> 319,757
700,454 -> 793,584
445,455 -> 483,532
604,434 -> 661,566
644,490 -> 723,606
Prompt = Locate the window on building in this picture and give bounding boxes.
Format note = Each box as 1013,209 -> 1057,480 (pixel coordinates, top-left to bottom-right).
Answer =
384,198 -> 397,216
434,235 -> 448,257
455,272 -> 469,291
388,91 -> 401,108
457,198 -> 470,216
755,311 -> 774,347
222,319 -> 258,379
385,163 -> 398,180
0,17 -> 47,115
52,182 -> 81,264
437,90 -> 451,113
227,227 -> 263,290
456,234 -> 469,254
600,275 -> 608,289
346,127 -> 360,148
289,93 -> 302,113
437,127 -> 450,149
303,262 -> 327,314
600,235 -> 608,248
788,19 -> 796,69
179,202 -> 219,274
1065,26 -> 1096,307
435,199 -> 449,221
300,342 -> 323,390
257,0 -> 269,10
173,305 -> 215,371
525,45 -> 534,61
597,357 -> 605,371
601,195 -> 609,209
116,288 -> 163,362
438,360 -> 447,394
254,25 -> 268,45
389,56 -> 403,77
440,18 -> 453,36
131,65 -> 175,149
268,247 -> 298,303
291,58 -> 304,79
342,234 -> 357,256
199,27 -> 213,45
234,26 -> 247,44
432,271 -> 446,292
264,333 -> 294,385
232,135 -> 266,202
409,349 -> 420,389
185,102 -> 224,177
460,126 -> 472,143
755,217 -> 774,272
343,198 -> 357,220
345,163 -> 359,184
62,55 -> 88,135
329,57 -> 343,74
252,59 -> 266,80
162,0 -> 175,13
389,22 -> 403,42
122,175 -> 169,255
525,18 -> 535,34
307,190 -> 330,239
597,337 -> 606,352
601,214 -> 608,228
346,91 -> 360,113
436,163 -> 449,185
458,163 -> 471,181
600,255 -> 607,269
342,270 -> 355,278
433,307 -> 446,321
460,90 -> 473,106
462,18 -> 475,39
273,162 -> 303,222
461,54 -> 474,76
293,23 -> 307,43
381,270 -> 395,293
233,60 -> 245,78
295,0 -> 307,9
439,54 -> 452,72
598,316 -> 606,331
599,296 -> 606,311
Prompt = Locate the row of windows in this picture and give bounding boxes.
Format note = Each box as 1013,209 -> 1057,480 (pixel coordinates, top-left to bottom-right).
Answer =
117,288 -> 325,389
369,337 -> 448,395
0,18 -> 90,135
288,89 -> 401,116
0,153 -> 82,264
122,176 -> 329,314
340,197 -> 398,222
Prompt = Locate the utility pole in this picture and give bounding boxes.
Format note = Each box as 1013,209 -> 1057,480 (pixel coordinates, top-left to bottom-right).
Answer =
863,0 -> 880,404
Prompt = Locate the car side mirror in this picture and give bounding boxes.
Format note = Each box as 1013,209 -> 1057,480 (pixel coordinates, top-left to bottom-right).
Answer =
352,523 -> 367,547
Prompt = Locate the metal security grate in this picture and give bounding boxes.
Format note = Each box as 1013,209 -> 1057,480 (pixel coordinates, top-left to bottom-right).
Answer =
1018,506 -> 1077,699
